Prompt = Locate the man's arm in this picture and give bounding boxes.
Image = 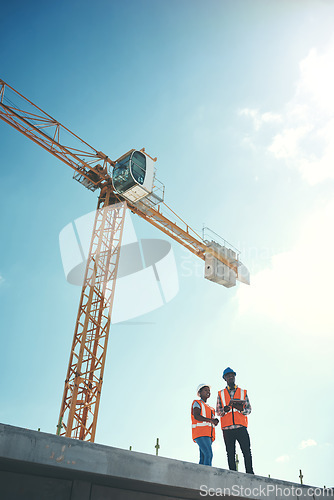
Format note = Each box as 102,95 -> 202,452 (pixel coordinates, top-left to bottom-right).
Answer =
216,393 -> 226,417
242,393 -> 252,415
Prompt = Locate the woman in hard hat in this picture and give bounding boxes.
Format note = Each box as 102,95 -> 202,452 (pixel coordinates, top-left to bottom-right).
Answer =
191,384 -> 219,466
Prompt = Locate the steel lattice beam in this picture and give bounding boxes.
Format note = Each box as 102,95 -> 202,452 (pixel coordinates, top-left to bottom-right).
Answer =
57,196 -> 126,441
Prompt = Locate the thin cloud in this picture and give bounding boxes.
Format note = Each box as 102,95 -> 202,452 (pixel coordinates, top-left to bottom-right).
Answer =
238,108 -> 282,131
299,439 -> 317,450
239,38 -> 334,185
268,125 -> 312,160
276,455 -> 290,463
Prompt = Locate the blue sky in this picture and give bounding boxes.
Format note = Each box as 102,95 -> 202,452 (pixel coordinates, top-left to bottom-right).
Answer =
1,0 -> 334,487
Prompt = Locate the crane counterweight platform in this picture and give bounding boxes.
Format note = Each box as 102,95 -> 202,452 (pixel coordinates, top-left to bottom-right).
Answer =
0,78 -> 250,442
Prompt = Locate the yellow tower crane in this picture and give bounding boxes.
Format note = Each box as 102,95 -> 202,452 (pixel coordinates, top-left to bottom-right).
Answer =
0,79 -> 250,442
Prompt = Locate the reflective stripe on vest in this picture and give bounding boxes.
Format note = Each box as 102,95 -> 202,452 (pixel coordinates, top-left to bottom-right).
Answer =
218,387 -> 248,429
191,399 -> 216,442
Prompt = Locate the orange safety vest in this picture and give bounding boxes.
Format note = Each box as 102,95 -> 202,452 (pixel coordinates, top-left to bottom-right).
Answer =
191,399 -> 216,442
218,387 -> 248,429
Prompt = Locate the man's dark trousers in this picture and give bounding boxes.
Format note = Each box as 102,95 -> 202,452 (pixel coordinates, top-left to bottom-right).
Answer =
223,426 -> 254,474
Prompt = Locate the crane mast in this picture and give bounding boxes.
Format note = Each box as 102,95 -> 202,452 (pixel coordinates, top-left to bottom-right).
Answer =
0,79 -> 249,441
57,192 -> 126,441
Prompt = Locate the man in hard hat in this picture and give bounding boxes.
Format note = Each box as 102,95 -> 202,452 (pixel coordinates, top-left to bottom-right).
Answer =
216,368 -> 254,474
191,384 -> 219,466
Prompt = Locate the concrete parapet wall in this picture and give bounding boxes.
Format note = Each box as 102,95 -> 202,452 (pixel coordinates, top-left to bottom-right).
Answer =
0,423 -> 331,500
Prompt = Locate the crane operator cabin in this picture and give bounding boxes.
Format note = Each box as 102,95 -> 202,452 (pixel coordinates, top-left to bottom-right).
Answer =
112,149 -> 160,204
